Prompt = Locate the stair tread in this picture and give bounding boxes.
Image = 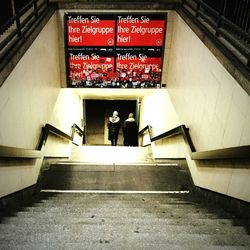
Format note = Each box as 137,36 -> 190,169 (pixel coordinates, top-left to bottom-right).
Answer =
3,215 -> 245,226
14,211 -> 232,222
0,242 -> 248,250
0,222 -> 247,235
0,230 -> 249,245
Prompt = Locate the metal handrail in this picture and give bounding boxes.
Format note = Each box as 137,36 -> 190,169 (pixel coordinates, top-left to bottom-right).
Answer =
182,0 -> 250,68
36,123 -> 83,150
0,145 -> 41,158
0,0 -> 53,71
139,124 -> 250,160
0,123 -> 84,159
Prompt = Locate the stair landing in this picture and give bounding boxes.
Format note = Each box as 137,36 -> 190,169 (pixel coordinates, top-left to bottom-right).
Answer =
70,145 -> 153,164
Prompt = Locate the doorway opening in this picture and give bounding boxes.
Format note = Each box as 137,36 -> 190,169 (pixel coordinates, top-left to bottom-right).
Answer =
84,100 -> 138,145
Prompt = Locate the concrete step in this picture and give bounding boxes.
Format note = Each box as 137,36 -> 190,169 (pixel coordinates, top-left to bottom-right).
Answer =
38,193 -> 192,201
38,192 -> 192,200
2,213 -> 244,227
21,201 -> 223,213
0,230 -> 249,246
0,242 -> 248,250
1,193 -> 249,249
0,222 -> 246,236
18,209 -> 228,221
1,242 -> 247,250
35,193 -> 233,214
10,201 -> 210,211
41,163 -> 191,191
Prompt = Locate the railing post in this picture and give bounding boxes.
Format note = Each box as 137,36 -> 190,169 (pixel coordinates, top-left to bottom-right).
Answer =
34,0 -> 39,19
247,53 -> 250,68
148,125 -> 154,141
195,0 -> 201,18
16,16 -> 22,37
11,0 -> 21,37
215,0 -> 228,37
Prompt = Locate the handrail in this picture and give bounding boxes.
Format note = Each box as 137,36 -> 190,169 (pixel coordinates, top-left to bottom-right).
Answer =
180,0 -> 250,77
0,0 -> 55,84
36,123 -> 72,150
139,124 -> 250,160
191,145 -> 250,160
71,123 -> 85,144
0,145 -> 41,158
71,124 -> 84,137
138,125 -> 153,138
0,123 -> 83,159
36,123 -> 83,150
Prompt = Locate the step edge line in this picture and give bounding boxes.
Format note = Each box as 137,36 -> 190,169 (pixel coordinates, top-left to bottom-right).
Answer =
40,189 -> 190,194
54,162 -> 179,166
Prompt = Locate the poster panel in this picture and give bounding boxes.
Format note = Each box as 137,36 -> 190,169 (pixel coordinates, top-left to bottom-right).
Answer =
65,13 -> 167,88
116,48 -> 162,88
116,14 -> 166,46
66,14 -> 115,46
68,48 -> 115,87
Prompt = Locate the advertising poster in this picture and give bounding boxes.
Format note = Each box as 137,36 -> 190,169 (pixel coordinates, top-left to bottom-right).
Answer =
65,13 -> 167,88
66,14 -> 115,46
116,48 -> 162,88
68,48 -> 115,87
116,15 -> 166,47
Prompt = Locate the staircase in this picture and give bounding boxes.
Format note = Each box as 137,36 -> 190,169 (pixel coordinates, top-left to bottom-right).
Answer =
0,146 -> 250,249
1,193 -> 250,249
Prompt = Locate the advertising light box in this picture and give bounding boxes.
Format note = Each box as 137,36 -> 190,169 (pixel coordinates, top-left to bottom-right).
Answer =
68,48 -> 115,87
116,48 -> 162,88
65,13 -> 167,88
116,15 -> 165,46
66,14 -> 115,46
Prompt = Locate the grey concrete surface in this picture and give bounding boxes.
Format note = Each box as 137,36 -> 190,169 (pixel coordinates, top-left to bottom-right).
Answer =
1,193 -> 250,249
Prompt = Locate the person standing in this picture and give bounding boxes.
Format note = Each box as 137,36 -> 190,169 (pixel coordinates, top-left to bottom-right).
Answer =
108,111 -> 121,146
122,113 -> 138,146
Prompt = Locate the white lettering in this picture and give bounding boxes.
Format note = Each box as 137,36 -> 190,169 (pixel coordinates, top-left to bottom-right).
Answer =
117,15 -> 139,23
68,16 -> 89,23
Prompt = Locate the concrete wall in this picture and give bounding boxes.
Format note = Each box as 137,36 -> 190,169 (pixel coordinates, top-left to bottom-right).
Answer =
168,12 -> 250,150
0,14 -> 61,149
139,89 -> 181,136
151,11 -> 250,202
0,14 -> 62,197
44,88 -> 84,157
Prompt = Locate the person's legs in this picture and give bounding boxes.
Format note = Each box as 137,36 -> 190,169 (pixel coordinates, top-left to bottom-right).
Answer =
111,139 -> 117,146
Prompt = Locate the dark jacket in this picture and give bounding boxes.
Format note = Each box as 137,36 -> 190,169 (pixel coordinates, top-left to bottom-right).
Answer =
122,118 -> 138,146
108,117 -> 121,140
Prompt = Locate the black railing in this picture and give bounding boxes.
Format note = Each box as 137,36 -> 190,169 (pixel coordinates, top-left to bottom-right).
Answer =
181,0 -> 250,69
203,0 -> 250,33
0,123 -> 84,159
139,124 -> 250,160
36,123 -> 84,150
0,0 -> 53,72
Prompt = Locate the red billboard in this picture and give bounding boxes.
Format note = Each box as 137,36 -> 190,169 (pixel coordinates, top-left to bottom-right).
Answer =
67,15 -> 115,46
115,48 -> 162,88
68,48 -> 115,87
65,13 -> 167,88
116,15 -> 165,46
